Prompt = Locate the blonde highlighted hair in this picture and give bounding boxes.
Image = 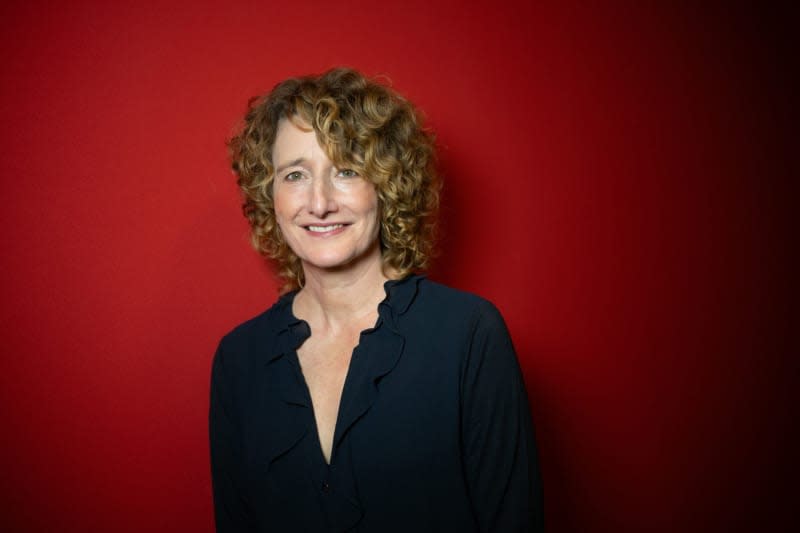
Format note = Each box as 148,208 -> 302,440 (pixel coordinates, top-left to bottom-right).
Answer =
229,67 -> 440,291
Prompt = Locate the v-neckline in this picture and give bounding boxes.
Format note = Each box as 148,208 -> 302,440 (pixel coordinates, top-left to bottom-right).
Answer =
289,316 -> 382,467
276,275 -> 421,466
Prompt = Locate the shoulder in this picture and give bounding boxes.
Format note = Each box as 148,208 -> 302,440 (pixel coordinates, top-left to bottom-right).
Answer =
416,281 -> 523,384
403,279 -> 520,386
214,292 -> 295,368
399,278 -> 511,347
414,278 -> 506,325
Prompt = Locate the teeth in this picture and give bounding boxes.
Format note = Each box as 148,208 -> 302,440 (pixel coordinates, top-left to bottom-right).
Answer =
307,224 -> 343,233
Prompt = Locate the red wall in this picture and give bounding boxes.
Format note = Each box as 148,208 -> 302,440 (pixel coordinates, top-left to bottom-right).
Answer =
0,1 -> 792,531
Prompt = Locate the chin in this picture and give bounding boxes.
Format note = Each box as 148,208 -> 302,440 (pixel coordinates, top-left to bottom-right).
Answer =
301,254 -> 357,271
295,237 -> 381,273
301,247 -> 380,273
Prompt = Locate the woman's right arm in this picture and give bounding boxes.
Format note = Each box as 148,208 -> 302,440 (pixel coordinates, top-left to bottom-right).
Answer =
460,302 -> 545,532
209,343 -> 257,532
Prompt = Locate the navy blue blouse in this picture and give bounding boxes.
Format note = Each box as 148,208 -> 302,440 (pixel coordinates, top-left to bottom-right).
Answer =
210,275 -> 543,532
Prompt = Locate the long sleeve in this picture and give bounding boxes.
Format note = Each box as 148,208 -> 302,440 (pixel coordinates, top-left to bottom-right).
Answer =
460,302 -> 544,532
209,343 -> 257,532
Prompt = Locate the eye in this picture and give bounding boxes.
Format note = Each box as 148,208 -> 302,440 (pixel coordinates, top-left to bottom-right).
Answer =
284,171 -> 303,181
337,168 -> 359,178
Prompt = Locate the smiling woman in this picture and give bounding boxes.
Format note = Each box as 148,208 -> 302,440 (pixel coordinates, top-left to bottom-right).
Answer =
211,68 -> 544,532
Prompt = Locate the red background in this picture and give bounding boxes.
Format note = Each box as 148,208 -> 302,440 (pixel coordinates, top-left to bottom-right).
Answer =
0,1 -> 793,531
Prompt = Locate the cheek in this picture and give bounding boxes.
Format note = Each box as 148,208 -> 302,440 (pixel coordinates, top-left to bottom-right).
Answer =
272,189 -> 294,222
359,186 -> 379,216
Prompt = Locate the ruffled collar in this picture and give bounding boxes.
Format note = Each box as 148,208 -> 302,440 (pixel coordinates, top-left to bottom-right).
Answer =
267,274 -> 424,363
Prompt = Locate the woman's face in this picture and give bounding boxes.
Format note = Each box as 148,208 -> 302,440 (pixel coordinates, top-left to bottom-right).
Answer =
272,117 -> 381,275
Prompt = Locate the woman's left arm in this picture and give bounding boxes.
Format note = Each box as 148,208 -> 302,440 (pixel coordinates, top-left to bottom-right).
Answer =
460,301 -> 545,532
209,342 -> 258,532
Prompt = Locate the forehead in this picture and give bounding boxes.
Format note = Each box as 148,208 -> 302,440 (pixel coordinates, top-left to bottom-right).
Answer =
272,117 -> 318,159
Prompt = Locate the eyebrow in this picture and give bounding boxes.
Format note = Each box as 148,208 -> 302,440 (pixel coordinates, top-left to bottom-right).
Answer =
274,158 -> 306,176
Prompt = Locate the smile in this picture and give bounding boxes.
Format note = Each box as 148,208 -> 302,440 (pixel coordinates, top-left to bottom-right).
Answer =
306,224 -> 345,233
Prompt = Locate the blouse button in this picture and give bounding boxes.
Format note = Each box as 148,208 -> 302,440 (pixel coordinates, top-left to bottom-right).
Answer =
321,481 -> 331,493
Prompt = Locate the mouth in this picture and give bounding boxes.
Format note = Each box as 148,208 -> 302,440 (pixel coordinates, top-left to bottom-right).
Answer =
304,223 -> 347,234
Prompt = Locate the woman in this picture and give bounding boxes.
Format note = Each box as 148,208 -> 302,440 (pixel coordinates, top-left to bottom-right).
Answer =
211,68 -> 543,532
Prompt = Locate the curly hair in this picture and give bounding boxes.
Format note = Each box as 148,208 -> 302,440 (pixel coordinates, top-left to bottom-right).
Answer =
229,67 -> 440,291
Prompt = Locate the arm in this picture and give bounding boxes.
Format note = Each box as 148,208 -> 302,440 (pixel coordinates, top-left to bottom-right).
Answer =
460,302 -> 544,532
209,343 -> 257,532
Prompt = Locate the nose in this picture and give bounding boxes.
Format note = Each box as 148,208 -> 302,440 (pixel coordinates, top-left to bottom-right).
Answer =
307,176 -> 338,218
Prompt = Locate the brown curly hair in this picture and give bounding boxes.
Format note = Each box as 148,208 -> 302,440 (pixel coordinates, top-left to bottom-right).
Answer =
229,67 -> 440,291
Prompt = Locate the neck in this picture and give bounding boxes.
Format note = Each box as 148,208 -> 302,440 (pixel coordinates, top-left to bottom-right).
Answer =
294,248 -> 394,333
